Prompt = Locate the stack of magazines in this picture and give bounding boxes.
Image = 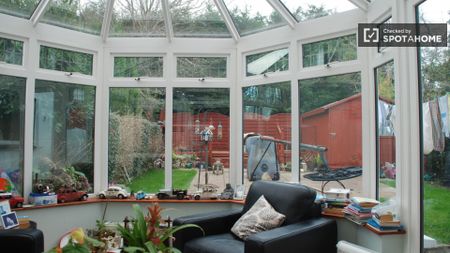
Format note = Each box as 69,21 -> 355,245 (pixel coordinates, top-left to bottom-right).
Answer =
344,197 -> 379,225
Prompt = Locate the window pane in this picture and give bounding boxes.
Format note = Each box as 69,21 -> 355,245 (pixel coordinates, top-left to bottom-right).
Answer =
375,61 -> 396,202
302,34 -> 357,68
223,0 -> 287,36
39,46 -> 94,75
41,0 -> 105,35
0,75 -> 25,196
177,57 -> 227,78
110,0 -> 166,37
170,0 -> 231,38
417,0 -> 450,248
0,0 -> 40,19
377,17 -> 392,53
246,48 -> 289,77
243,82 -> 291,191
299,73 -> 362,195
109,88 -> 166,193
280,0 -> 357,22
33,80 -> 96,193
173,88 -> 230,193
114,57 -> 163,78
0,37 -> 23,65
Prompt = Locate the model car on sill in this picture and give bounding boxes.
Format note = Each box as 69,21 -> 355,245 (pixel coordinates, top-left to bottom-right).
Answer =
0,192 -> 24,208
98,186 -> 129,199
192,185 -> 218,200
156,188 -> 188,200
57,188 -> 89,203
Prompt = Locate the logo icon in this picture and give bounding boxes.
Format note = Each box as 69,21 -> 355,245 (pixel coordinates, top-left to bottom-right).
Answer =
363,27 -> 379,43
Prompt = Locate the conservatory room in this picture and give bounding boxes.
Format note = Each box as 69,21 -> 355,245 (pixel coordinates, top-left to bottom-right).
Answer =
0,0 -> 448,252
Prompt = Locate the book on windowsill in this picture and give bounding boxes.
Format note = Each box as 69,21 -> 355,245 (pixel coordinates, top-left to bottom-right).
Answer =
350,197 -> 380,208
366,218 -> 403,233
344,213 -> 369,225
372,216 -> 401,227
322,207 -> 345,217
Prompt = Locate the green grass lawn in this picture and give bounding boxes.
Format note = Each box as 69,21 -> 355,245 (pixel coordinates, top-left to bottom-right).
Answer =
424,182 -> 450,245
380,179 -> 450,245
127,168 -> 197,193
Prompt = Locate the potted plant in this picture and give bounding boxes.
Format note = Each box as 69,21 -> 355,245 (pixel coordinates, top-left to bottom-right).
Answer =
117,204 -> 203,253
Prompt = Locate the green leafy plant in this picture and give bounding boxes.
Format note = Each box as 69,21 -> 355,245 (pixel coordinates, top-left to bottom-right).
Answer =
46,228 -> 104,253
117,204 -> 203,253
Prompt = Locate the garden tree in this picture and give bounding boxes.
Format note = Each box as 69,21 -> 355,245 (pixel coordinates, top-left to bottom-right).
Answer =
377,61 -> 395,102
243,82 -> 291,114
289,4 -> 334,22
299,73 -> 361,114
173,88 -> 230,115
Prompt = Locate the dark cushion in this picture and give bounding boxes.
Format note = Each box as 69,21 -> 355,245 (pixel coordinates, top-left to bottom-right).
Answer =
0,222 -> 44,253
243,181 -> 316,225
184,233 -> 244,253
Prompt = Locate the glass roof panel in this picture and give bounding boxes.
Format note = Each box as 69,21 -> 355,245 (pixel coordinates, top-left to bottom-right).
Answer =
170,0 -> 231,38
110,0 -> 166,37
223,0 -> 287,36
41,0 -> 105,35
0,0 -> 41,19
280,0 -> 357,22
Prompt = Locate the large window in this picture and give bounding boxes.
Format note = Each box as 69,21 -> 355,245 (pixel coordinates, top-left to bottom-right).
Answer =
113,57 -> 163,78
246,48 -> 289,77
417,0 -> 450,249
0,37 -> 23,65
177,57 -> 227,78
243,82 -> 291,190
108,88 -> 165,193
0,75 -> 25,195
172,88 -> 230,192
33,80 -> 96,193
302,34 -> 357,68
39,46 -> 94,75
375,61 -> 396,202
299,73 -> 362,194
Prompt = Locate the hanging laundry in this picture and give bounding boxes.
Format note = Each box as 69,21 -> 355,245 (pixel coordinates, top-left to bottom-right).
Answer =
429,99 -> 445,152
423,102 -> 434,155
438,95 -> 449,137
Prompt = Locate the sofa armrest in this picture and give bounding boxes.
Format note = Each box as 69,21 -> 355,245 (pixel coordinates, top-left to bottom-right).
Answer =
245,217 -> 337,253
173,209 -> 242,250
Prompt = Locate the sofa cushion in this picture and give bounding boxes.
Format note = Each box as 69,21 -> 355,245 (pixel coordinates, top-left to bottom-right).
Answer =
243,181 -> 316,225
231,195 -> 285,240
184,233 -> 244,253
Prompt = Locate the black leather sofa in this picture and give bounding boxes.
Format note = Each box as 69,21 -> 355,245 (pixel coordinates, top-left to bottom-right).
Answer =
173,181 -> 337,253
0,221 -> 44,253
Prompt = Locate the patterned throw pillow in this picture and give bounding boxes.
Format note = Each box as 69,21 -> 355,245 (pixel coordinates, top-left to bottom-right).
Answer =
231,195 -> 286,240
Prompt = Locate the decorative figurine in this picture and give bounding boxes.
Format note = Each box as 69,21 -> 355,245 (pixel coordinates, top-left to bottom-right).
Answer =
219,183 -> 234,200
135,191 -> 147,200
98,186 -> 129,199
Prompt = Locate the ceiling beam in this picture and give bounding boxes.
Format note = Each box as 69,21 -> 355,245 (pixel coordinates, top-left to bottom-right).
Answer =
266,0 -> 296,29
101,0 -> 115,42
213,0 -> 240,42
348,0 -> 368,12
30,0 -> 51,26
161,0 -> 174,43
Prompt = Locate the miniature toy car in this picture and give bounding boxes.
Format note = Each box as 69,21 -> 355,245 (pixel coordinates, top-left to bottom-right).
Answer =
135,191 -> 147,200
0,192 -> 24,208
192,185 -> 218,200
98,186 -> 129,199
57,188 -> 88,203
157,188 -> 187,200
